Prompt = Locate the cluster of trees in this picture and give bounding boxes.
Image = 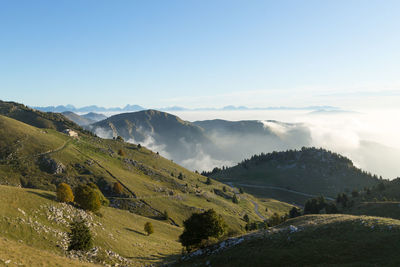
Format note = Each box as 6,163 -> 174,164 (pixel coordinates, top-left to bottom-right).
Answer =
304,196 -> 338,214
56,182 -> 109,213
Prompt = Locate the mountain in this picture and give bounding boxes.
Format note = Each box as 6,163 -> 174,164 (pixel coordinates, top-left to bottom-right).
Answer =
62,111 -> 95,126
90,111 -> 313,171
204,147 -> 379,204
81,112 -> 107,122
0,100 -> 82,132
89,110 -> 216,164
33,104 -> 145,113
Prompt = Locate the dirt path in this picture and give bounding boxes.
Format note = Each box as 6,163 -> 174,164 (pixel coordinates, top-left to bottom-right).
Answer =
228,182 -> 334,201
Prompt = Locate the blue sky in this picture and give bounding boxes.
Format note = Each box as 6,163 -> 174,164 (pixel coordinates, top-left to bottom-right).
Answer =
1,0 -> 399,109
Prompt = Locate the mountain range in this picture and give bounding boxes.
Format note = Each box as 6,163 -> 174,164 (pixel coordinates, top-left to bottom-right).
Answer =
32,104 -> 339,113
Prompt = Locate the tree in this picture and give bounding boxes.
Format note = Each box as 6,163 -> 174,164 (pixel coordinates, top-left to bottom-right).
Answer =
243,214 -> 250,222
137,144 -> 142,149
304,196 -> 326,214
144,222 -> 154,236
118,149 -> 125,157
222,186 -> 227,192
351,190 -> 359,198
68,220 -> 93,251
325,202 -> 339,214
178,172 -> 184,180
232,194 -> 239,204
56,183 -> 74,203
179,209 -> 226,251
206,177 -> 212,185
239,187 -> 244,194
87,182 -> 109,206
378,182 -> 386,191
74,184 -> 102,212
113,182 -> 123,195
289,207 -> 301,218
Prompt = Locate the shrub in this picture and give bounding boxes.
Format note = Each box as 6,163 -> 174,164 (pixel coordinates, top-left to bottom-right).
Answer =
289,207 -> 301,218
68,220 -> 93,251
206,177 -> 212,185
56,183 -> 74,203
178,172 -> 184,180
222,186 -> 227,192
163,210 -> 169,220
232,194 -> 239,204
113,182 -> 123,195
267,212 -> 287,227
243,214 -> 250,222
239,187 -> 244,194
144,222 -> 154,236
179,209 -> 226,251
75,184 -> 102,212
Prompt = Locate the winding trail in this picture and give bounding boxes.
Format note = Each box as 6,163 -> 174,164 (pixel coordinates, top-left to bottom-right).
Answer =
226,182 -> 266,221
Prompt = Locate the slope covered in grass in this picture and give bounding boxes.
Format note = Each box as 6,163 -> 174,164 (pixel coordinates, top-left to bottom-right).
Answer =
0,115 -> 293,235
0,185 -> 182,266
180,214 -> 400,266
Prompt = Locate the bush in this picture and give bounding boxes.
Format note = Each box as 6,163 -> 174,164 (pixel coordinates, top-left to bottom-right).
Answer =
206,177 -> 212,185
178,172 -> 184,180
239,187 -> 244,194
179,209 -> 226,251
75,184 -> 102,212
68,220 -> 93,251
113,182 -> 123,195
222,186 -> 227,192
243,214 -> 250,222
118,149 -> 125,157
163,210 -> 169,220
56,183 -> 74,203
144,222 -> 154,236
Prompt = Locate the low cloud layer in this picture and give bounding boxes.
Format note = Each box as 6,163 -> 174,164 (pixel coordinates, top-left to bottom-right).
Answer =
91,109 -> 400,179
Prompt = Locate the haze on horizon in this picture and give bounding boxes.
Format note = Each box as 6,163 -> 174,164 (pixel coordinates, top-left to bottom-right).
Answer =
1,0 -> 400,110
1,1 -> 399,178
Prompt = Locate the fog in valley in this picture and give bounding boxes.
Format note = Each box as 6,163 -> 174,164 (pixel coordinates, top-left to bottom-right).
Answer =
91,108 -> 400,180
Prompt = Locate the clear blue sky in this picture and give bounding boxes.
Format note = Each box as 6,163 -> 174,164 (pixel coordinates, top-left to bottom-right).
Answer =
1,0 -> 399,109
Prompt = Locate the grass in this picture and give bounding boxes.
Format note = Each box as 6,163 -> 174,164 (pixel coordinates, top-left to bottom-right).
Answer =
0,237 -> 99,267
0,115 -> 293,233
0,185 -> 182,266
181,214 -> 400,266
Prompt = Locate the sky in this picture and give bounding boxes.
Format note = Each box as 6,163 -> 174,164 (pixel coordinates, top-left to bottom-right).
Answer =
1,0 -> 400,109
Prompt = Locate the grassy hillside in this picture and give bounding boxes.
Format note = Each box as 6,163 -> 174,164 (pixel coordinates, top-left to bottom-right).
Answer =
0,238 -> 99,267
0,115 -> 293,235
206,147 -> 379,204
0,185 -> 181,266
180,214 -> 400,266
0,100 -> 82,132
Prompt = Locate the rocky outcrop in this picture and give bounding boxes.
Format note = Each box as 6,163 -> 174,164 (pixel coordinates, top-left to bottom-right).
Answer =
39,156 -> 65,174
